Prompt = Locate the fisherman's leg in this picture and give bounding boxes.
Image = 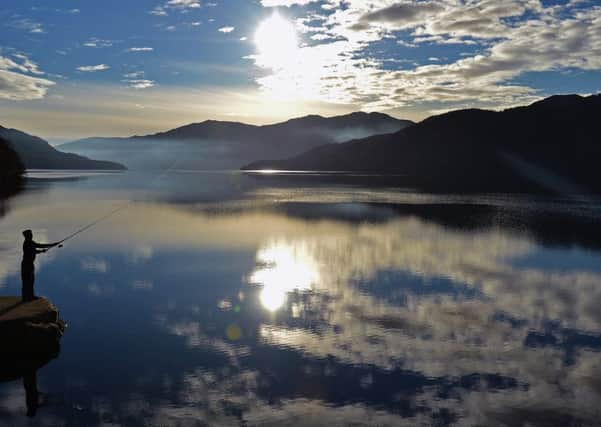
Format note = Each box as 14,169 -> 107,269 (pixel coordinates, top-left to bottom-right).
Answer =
21,264 -> 35,302
22,277 -> 34,301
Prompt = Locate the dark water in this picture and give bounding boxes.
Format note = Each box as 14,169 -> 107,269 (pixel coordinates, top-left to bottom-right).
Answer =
2,170 -> 601,426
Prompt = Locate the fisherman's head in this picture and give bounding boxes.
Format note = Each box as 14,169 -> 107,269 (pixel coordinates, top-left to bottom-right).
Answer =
22,229 -> 33,241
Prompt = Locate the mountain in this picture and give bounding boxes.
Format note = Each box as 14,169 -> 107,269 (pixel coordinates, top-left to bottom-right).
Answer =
59,112 -> 413,170
243,94 -> 601,193
0,126 -> 126,170
0,137 -> 23,178
0,138 -> 25,190
0,137 -> 24,200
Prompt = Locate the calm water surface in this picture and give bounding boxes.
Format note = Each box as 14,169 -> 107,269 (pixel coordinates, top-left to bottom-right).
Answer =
1,171 -> 601,426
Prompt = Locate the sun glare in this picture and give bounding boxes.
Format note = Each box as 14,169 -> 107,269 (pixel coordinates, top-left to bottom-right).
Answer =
254,13 -> 299,70
249,241 -> 319,312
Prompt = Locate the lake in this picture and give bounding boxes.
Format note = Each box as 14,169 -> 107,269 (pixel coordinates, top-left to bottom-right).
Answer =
1,170 -> 601,426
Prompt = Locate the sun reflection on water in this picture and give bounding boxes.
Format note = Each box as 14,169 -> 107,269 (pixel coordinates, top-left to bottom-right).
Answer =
249,240 -> 320,311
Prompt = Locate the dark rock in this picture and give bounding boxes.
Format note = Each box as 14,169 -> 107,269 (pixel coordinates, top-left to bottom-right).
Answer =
0,297 -> 66,355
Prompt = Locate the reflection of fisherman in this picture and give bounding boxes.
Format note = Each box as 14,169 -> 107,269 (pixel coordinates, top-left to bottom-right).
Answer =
23,369 -> 39,417
21,230 -> 60,302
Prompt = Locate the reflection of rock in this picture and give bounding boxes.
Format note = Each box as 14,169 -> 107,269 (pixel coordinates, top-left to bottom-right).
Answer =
0,355 -> 56,418
0,297 -> 65,354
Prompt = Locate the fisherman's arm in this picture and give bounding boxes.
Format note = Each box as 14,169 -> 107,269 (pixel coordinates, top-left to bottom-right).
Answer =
34,241 -> 61,249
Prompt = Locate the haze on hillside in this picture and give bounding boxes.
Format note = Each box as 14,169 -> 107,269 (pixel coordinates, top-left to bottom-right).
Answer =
58,112 -> 411,170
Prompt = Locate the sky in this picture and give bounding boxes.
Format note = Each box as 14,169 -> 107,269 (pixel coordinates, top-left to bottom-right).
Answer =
0,0 -> 600,142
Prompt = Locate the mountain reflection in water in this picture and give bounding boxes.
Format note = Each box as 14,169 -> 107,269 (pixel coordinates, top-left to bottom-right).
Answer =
0,171 -> 600,426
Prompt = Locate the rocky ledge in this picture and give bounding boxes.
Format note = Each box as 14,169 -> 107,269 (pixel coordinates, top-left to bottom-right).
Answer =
0,297 -> 66,354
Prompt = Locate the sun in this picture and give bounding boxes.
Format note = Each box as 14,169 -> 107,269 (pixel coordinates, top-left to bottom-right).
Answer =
254,13 -> 299,70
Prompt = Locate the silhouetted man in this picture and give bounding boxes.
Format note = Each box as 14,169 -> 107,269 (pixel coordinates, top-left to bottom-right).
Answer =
21,230 -> 60,302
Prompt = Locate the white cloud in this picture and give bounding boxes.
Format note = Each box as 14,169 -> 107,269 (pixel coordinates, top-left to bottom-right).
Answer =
124,71 -> 145,78
0,54 -> 44,76
218,26 -> 235,33
150,6 -> 168,16
126,47 -> 154,52
0,69 -> 52,101
261,0 -> 319,6
77,64 -> 110,72
167,0 -> 201,7
9,18 -> 45,33
253,0 -> 601,114
151,0 -> 201,14
83,38 -> 113,48
0,54 -> 54,100
124,79 -> 156,89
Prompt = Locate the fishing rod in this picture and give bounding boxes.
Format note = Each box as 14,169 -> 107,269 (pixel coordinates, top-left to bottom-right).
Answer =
47,159 -> 181,250
57,202 -> 133,245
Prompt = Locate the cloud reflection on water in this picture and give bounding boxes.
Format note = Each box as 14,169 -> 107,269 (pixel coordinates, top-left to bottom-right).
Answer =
148,204 -> 601,424
2,182 -> 601,424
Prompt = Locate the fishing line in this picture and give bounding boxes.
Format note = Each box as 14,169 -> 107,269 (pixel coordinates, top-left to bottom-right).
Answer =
50,158 -> 181,248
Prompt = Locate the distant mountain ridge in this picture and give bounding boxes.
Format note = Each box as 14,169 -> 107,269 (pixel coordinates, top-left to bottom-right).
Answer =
0,126 -> 125,170
243,94 -> 601,193
59,112 -> 413,170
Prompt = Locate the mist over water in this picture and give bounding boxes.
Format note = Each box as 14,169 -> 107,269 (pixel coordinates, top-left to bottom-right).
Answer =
1,170 -> 601,426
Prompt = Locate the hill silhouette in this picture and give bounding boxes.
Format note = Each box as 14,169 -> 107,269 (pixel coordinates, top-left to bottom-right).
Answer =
243,94 -> 601,193
0,126 -> 126,170
0,136 -> 24,199
59,112 -> 412,170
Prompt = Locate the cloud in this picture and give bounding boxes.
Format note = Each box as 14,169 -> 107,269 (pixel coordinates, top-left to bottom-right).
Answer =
0,54 -> 44,75
77,64 -> 110,72
124,71 -> 145,78
80,257 -> 109,273
83,38 -> 113,48
131,280 -> 153,290
126,47 -> 154,52
350,1 -> 445,31
9,18 -> 45,33
218,26 -> 235,33
261,0 -> 320,6
124,79 -> 156,89
0,54 -> 54,100
167,0 -> 201,8
252,0 -> 601,114
149,6 -> 168,16
151,0 -> 202,15
28,199 -> 594,426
